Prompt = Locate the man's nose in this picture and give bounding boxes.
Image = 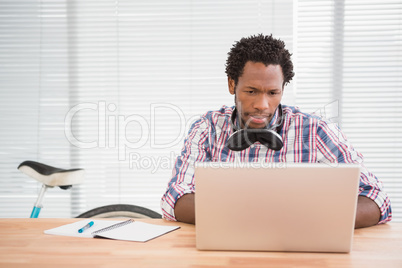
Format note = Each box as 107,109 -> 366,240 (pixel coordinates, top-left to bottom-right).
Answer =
253,94 -> 269,111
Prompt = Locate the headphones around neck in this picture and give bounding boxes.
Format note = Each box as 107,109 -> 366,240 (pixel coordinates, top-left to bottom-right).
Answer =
226,104 -> 284,151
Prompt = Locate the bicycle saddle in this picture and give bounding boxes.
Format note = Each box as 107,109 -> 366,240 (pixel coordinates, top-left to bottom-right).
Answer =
18,160 -> 85,188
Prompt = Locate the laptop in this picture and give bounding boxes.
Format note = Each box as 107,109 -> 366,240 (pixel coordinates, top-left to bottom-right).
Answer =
194,162 -> 360,253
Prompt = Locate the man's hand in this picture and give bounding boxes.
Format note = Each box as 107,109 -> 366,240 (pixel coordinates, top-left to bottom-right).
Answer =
355,195 -> 381,229
174,193 -> 196,224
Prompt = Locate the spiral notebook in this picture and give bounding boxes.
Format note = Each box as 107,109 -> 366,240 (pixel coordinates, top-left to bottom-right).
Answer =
44,219 -> 180,242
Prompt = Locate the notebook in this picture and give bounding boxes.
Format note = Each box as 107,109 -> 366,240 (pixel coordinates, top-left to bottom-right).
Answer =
44,219 -> 180,242
194,162 -> 360,253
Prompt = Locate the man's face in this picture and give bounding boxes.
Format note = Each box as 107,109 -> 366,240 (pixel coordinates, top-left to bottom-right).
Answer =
228,61 -> 284,129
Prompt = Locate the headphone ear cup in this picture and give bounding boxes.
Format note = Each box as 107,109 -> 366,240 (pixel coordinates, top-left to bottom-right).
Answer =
227,129 -> 256,151
257,130 -> 283,151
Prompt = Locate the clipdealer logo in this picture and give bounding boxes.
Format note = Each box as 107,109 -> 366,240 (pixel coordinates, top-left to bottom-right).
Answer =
64,101 -> 200,161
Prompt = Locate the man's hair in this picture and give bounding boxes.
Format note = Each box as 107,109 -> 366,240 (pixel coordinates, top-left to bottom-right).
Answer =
225,34 -> 294,87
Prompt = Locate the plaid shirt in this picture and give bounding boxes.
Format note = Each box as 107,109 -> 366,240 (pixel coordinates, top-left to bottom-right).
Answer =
160,105 -> 392,223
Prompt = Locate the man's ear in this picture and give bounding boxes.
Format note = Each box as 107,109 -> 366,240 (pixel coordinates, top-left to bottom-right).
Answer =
228,77 -> 235,95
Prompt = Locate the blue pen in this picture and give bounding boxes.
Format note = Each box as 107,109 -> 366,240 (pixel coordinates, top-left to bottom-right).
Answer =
78,221 -> 94,233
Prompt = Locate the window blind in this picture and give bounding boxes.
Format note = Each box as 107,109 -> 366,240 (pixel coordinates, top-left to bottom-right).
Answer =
0,0 -> 73,217
0,0 -> 294,218
296,0 -> 402,221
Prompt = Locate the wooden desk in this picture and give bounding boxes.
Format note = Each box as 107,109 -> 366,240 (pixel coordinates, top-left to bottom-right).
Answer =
0,218 -> 401,268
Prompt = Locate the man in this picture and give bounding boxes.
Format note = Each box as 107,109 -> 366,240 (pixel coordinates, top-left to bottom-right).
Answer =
161,34 -> 392,228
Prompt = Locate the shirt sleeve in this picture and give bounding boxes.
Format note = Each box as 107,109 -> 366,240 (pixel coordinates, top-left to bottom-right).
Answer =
160,117 -> 212,221
315,120 -> 392,224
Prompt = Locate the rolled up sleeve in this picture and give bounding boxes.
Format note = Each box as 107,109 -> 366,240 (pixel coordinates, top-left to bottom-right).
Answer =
160,118 -> 211,220
316,120 -> 392,224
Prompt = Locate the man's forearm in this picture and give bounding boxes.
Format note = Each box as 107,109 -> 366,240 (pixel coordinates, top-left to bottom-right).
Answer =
355,195 -> 381,229
174,193 -> 196,224
174,193 -> 380,227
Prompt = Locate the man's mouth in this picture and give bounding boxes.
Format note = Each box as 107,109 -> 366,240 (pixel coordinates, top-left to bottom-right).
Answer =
249,115 -> 268,124
243,114 -> 271,127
